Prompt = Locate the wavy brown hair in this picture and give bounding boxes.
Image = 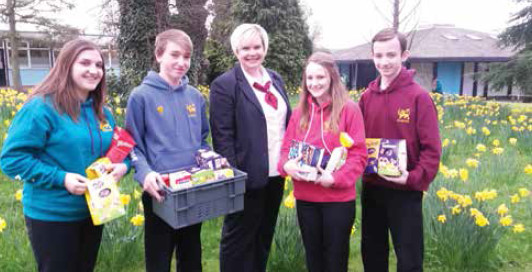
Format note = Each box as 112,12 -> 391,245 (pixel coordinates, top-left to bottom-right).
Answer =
28,38 -> 107,122
298,51 -> 349,133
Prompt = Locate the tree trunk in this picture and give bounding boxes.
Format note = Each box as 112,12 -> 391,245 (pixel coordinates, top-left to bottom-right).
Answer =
393,0 -> 400,30
6,0 -> 23,91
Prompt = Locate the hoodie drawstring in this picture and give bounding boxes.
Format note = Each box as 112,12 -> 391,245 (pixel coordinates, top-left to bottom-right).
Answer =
303,102 -> 332,155
303,103 -> 314,143
82,107 -> 104,157
82,109 -> 95,155
320,109 -> 332,154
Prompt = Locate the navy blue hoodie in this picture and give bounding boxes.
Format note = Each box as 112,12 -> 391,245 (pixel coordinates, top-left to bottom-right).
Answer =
126,71 -> 210,185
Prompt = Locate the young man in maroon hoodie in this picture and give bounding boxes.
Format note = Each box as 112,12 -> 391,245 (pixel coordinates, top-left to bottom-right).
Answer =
358,28 -> 442,272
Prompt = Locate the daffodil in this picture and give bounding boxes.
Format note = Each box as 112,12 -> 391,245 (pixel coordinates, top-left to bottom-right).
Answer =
0,217 -> 6,232
138,201 -> 144,212
436,187 -> 450,202
497,204 -> 509,216
465,158 -> 479,168
437,214 -> 446,223
476,144 -> 487,152
475,214 -> 489,227
492,147 -> 504,155
492,139 -> 500,147
470,208 -> 482,218
511,194 -> 521,204
15,189 -> 22,202
451,205 -> 461,215
133,189 -> 142,199
512,223 -> 525,233
442,138 -> 450,147
524,164 -> 532,174
508,138 -> 517,145
130,214 -> 145,226
115,108 -> 123,115
119,194 -> 131,205
459,168 -> 469,182
518,188 -> 530,197
482,127 -> 491,136
499,216 -> 513,227
283,190 -> 295,209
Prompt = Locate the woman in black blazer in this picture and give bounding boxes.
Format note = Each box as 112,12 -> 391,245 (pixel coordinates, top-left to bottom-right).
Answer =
209,23 -> 292,272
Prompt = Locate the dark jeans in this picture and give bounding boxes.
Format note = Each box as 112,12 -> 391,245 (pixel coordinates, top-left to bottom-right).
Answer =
25,216 -> 103,272
219,176 -> 284,272
296,200 -> 356,272
361,184 -> 424,272
143,193 -> 202,272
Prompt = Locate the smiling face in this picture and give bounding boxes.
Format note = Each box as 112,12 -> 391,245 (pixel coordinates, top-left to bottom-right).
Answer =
156,41 -> 191,85
235,34 -> 266,73
305,62 -> 331,104
372,37 -> 409,82
70,49 -> 103,99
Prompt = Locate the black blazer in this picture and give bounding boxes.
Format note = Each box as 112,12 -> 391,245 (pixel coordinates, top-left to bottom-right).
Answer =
209,63 -> 292,190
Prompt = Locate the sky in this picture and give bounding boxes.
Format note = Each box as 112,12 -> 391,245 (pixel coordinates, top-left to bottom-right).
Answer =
4,0 -> 524,50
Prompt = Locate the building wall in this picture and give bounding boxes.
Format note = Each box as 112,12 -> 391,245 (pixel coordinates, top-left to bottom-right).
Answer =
462,62 -> 475,96
411,62 -> 432,91
8,69 -> 50,86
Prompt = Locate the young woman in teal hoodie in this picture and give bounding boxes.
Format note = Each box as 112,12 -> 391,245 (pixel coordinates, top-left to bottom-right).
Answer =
0,39 -> 128,272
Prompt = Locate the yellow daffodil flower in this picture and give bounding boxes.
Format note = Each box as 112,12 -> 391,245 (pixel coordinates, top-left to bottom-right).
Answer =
119,194 -> 131,205
512,223 -> 525,233
15,189 -> 22,202
510,194 -> 521,204
459,168 -> 469,182
437,214 -> 446,223
499,216 -> 513,227
283,190 -> 295,209
0,217 -> 6,232
518,188 -> 530,197
465,158 -> 479,168
130,214 -> 145,226
497,204 -> 509,216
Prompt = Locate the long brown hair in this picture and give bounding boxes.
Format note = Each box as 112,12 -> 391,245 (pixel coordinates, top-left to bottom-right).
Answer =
298,51 -> 349,133
29,39 -> 107,122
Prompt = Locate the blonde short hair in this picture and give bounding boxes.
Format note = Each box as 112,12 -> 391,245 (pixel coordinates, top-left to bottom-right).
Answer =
230,24 -> 269,55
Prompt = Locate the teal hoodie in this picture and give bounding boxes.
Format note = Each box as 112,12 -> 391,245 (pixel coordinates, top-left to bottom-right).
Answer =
1,95 -> 118,222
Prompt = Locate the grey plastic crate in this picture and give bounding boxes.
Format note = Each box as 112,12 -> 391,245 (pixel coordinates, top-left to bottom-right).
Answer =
153,168 -> 247,229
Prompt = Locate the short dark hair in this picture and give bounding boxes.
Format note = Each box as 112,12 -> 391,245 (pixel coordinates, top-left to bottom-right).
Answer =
371,28 -> 407,52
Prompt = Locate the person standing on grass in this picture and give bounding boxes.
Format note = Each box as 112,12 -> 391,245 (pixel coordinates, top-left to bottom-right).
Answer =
125,29 -> 209,272
358,28 -> 442,272
278,51 -> 367,272
209,23 -> 291,272
0,38 -> 129,272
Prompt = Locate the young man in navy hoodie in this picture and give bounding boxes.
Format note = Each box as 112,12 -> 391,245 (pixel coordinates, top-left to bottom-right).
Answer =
126,29 -> 209,272
358,28 -> 442,272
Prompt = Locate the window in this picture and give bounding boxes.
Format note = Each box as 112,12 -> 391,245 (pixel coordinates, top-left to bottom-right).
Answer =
30,49 -> 50,68
5,39 -> 51,69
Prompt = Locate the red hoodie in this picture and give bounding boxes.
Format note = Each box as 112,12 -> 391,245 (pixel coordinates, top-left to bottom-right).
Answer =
278,97 -> 367,202
358,67 -> 442,191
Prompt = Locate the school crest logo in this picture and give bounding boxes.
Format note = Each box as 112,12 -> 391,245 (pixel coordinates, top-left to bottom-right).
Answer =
186,103 -> 196,117
397,108 -> 410,123
100,122 -> 113,132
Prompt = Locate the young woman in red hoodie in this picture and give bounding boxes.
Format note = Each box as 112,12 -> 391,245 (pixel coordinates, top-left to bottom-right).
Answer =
278,51 -> 367,272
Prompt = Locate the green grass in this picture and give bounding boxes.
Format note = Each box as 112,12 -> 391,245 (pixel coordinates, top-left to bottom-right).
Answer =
0,90 -> 531,271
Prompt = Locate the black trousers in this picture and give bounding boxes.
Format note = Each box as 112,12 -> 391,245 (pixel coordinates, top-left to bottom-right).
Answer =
219,176 -> 284,272
142,193 -> 202,272
25,216 -> 103,272
296,200 -> 356,272
361,184 -> 424,272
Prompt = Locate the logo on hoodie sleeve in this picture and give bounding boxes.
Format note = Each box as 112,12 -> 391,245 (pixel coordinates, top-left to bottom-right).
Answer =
397,108 -> 410,123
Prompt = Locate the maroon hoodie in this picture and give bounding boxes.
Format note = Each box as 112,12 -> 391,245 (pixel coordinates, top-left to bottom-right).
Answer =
358,67 -> 441,191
